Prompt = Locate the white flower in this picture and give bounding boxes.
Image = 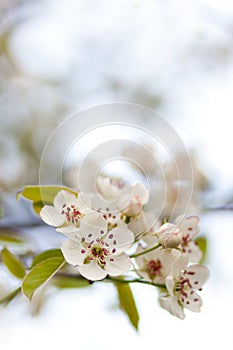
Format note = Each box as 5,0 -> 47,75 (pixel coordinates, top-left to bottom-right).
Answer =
175,215 -> 202,263
119,182 -> 149,217
160,254 -> 209,319
61,213 -> 134,281
135,244 -> 181,284
40,190 -> 92,231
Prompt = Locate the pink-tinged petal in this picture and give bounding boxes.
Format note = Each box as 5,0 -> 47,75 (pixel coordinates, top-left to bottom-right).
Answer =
105,227 -> 134,251
184,291 -> 202,312
176,215 -> 200,238
78,260 -> 107,281
183,240 -> 203,263
79,212 -> 107,240
133,182 -> 149,205
157,223 -> 182,248
105,253 -> 131,276
184,265 -> 210,288
54,190 -> 78,211
40,206 -> 64,226
124,198 -> 142,217
61,239 -> 86,265
160,295 -> 185,319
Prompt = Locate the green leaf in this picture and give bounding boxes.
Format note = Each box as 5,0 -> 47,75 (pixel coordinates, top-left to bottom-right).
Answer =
0,287 -> 21,306
22,256 -> 65,300
115,282 -> 139,331
16,185 -> 77,216
1,247 -> 26,279
31,249 -> 64,268
53,276 -> 90,289
195,236 -> 207,264
32,201 -> 46,215
0,227 -> 25,244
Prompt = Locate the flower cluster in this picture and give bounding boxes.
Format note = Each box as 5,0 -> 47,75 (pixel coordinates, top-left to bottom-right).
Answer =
40,178 -> 209,319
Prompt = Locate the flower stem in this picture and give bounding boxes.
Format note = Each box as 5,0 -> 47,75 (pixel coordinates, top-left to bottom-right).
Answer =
130,243 -> 161,258
105,276 -> 165,288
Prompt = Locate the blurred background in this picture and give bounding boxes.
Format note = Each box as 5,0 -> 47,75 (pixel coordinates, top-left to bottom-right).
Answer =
0,0 -> 233,349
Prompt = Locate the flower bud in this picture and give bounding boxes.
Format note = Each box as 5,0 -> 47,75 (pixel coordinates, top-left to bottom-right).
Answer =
124,197 -> 142,217
157,223 -> 182,248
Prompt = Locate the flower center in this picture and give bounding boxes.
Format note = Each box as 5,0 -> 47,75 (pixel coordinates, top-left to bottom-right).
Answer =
81,235 -> 116,268
146,259 -> 162,279
61,204 -> 83,224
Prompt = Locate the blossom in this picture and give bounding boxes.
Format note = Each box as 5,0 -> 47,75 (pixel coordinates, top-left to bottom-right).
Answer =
40,190 -> 92,231
118,182 -> 149,217
135,244 -> 181,284
160,254 -> 209,319
146,215 -> 202,262
61,213 -> 134,281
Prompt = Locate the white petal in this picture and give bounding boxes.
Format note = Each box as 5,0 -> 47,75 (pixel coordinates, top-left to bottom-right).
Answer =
56,225 -> 79,235
128,212 -> 153,236
78,260 -> 107,281
40,206 -> 64,227
165,275 -> 175,295
61,239 -> 86,265
171,254 -> 189,278
56,226 -> 81,242
79,212 -> 107,240
134,243 -> 147,270
160,295 -> 185,319
176,215 -> 200,238
105,253 -> 131,276
142,222 -> 160,246
185,264 -> 210,288
76,192 -> 92,212
183,241 -> 203,263
54,190 -> 78,211
105,227 -> 134,251
184,291 -> 202,312
133,182 -> 149,205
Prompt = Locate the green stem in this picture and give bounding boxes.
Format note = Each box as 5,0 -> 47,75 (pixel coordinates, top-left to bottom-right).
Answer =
105,276 -> 165,289
130,243 -> 161,258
